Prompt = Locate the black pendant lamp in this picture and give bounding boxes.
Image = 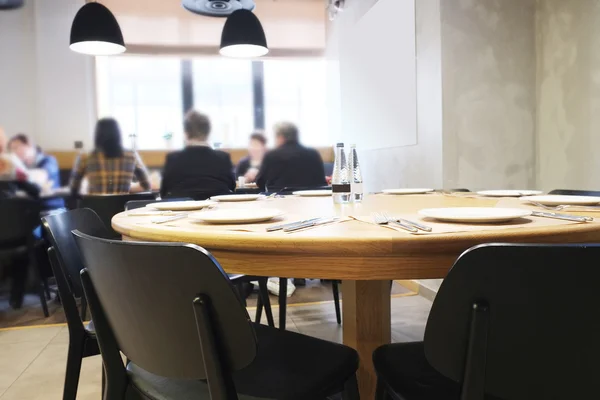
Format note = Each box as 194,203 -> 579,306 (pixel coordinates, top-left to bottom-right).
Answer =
70,2 -> 125,56
220,9 -> 268,58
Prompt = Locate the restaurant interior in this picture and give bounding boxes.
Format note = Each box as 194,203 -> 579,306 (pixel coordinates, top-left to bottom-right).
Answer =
1,0 -> 599,399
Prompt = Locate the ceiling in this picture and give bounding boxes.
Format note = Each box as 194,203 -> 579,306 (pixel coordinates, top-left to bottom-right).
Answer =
99,0 -> 326,52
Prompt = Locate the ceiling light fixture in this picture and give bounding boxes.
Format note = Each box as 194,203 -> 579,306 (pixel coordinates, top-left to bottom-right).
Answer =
220,9 -> 268,58
69,2 -> 125,56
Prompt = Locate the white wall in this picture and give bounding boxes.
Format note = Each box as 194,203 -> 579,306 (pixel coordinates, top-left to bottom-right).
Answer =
0,0 -> 96,151
327,0 -> 443,192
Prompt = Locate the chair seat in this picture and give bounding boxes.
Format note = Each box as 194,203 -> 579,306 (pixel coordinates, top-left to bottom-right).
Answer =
127,363 -> 264,400
373,342 -> 502,400
127,323 -> 358,400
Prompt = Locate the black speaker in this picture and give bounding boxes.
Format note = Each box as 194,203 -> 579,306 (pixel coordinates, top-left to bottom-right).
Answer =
0,0 -> 24,10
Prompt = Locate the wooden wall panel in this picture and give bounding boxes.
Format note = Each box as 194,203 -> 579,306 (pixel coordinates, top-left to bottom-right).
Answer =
50,147 -> 334,170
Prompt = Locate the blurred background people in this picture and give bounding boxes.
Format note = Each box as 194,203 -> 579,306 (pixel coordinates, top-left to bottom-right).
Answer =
256,122 -> 326,192
70,118 -> 150,196
8,133 -> 64,210
160,110 -> 235,199
236,131 -> 267,183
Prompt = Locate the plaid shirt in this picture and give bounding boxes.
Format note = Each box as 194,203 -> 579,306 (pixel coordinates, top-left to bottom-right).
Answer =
70,150 -> 150,195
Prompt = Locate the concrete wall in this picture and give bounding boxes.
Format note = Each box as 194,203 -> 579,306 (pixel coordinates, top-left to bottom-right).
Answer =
0,0 -> 96,151
536,0 -> 600,191
441,0 -> 537,191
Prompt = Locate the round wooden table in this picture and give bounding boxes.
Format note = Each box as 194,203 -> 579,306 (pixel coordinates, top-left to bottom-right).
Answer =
112,194 -> 600,398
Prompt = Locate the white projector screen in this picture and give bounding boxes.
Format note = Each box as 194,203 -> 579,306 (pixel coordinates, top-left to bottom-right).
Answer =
339,0 -> 417,150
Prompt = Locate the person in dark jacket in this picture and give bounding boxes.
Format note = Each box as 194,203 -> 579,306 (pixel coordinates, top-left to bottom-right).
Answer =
8,133 -> 63,210
256,122 -> 326,192
235,131 -> 267,183
160,110 -> 235,199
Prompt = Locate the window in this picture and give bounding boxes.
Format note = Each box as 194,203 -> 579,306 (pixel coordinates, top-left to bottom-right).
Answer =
96,55 -> 329,149
192,58 -> 254,148
263,59 -> 328,146
96,56 -> 184,150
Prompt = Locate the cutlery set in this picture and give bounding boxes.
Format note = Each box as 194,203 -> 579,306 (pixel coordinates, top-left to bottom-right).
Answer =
372,212 -> 432,233
267,217 -> 341,232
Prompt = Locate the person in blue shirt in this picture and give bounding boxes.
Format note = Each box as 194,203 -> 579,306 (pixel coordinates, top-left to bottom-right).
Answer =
8,133 -> 64,211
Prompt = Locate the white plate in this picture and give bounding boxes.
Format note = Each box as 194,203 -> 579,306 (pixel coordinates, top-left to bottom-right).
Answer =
210,194 -> 263,202
188,209 -> 284,224
520,195 -> 600,206
146,200 -> 216,211
477,190 -> 543,197
382,188 -> 434,195
293,190 -> 333,197
418,207 -> 532,223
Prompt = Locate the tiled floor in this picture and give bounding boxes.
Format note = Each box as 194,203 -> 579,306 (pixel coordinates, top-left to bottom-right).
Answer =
0,295 -> 432,399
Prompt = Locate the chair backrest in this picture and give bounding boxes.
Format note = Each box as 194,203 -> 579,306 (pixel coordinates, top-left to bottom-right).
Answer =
124,197 -> 192,211
549,189 -> 600,197
79,193 -> 156,234
73,231 -> 257,380
0,198 -> 41,244
425,243 -> 600,400
42,208 -> 110,297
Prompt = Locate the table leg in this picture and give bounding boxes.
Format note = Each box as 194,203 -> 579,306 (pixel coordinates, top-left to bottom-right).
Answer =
342,280 -> 391,399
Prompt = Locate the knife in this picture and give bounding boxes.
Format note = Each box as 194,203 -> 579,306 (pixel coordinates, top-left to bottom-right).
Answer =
284,217 -> 339,232
531,211 -> 593,222
267,217 -> 322,232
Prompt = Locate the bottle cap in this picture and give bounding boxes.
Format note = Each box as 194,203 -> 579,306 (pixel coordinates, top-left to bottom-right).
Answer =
336,143 -> 344,147
350,144 -> 356,147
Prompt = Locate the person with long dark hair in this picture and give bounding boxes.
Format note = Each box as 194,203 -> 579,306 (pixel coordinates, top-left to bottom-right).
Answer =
70,118 -> 150,195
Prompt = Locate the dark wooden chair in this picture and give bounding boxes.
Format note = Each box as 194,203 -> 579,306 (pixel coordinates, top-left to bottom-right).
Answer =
259,278 -> 342,329
79,193 -> 156,236
373,243 -> 600,400
42,208 -> 110,400
0,198 -> 49,316
125,198 -> 275,328
549,189 -> 600,196
124,197 -> 193,211
74,231 -> 360,400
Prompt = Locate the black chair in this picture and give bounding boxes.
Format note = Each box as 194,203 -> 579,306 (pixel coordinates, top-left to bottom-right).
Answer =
74,232 -> 360,400
0,198 -> 49,316
373,243 -> 600,400
124,197 -> 275,328
124,197 -> 193,211
258,278 -> 342,329
79,193 -> 156,236
549,189 -> 600,196
42,209 -> 110,400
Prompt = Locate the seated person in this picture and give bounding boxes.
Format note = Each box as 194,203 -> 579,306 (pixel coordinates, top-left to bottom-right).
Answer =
8,133 -> 64,210
236,131 -> 267,183
256,122 -> 326,192
70,118 -> 150,195
0,127 -> 38,198
160,110 -> 235,199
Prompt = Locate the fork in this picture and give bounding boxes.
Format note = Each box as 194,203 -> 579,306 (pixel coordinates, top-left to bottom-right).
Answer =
381,212 -> 433,232
372,213 -> 418,233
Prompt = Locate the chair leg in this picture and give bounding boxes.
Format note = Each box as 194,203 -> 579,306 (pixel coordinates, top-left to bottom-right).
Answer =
80,297 -> 87,321
257,278 -> 274,327
29,238 -> 49,317
375,380 -> 388,400
332,280 -> 342,325
255,290 -> 263,324
63,336 -> 85,400
342,374 -> 360,400
279,277 -> 287,330
43,278 -> 52,300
